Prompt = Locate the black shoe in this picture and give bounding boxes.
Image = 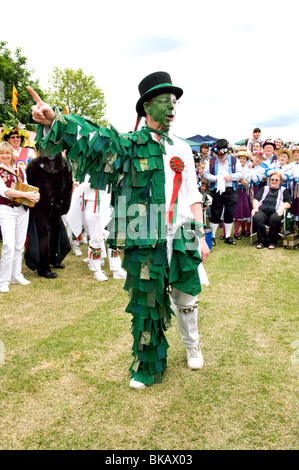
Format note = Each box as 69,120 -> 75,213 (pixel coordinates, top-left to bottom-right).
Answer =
212,237 -> 216,246
39,271 -> 58,279
224,236 -> 236,245
219,234 -> 225,240
234,234 -> 241,240
51,263 -> 65,269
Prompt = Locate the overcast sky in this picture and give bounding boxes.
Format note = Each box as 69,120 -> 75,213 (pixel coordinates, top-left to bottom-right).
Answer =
2,0 -> 299,145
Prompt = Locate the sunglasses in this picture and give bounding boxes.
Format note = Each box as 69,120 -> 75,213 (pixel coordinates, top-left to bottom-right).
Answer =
9,136 -> 21,140
270,178 -> 280,182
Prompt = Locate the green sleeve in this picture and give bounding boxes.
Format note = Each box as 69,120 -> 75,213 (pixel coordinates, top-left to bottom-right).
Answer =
34,109 -> 124,190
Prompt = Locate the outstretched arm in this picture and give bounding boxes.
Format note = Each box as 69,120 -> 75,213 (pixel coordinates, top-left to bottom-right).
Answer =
26,86 -> 124,191
27,86 -> 55,126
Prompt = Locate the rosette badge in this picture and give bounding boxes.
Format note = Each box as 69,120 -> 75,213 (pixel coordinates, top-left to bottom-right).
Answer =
170,156 -> 185,173
167,156 -> 185,224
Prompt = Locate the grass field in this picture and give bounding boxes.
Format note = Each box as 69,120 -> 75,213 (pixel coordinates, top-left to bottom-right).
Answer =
0,231 -> 298,450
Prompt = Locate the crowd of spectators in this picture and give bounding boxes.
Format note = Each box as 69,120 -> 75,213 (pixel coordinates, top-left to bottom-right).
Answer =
193,129 -> 299,248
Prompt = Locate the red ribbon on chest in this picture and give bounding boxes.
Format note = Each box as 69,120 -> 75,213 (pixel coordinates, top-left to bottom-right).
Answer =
166,156 -> 185,224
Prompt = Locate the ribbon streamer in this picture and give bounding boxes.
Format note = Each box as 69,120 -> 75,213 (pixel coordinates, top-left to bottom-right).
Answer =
166,156 -> 185,224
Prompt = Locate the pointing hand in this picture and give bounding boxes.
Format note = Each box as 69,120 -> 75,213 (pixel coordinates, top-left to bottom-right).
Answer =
27,86 -> 55,126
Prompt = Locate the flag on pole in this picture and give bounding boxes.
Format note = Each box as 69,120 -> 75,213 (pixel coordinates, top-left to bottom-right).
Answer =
12,85 -> 18,113
64,106 -> 69,115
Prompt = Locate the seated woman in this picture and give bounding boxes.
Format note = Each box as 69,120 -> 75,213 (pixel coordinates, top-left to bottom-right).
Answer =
252,171 -> 292,249
0,142 -> 40,293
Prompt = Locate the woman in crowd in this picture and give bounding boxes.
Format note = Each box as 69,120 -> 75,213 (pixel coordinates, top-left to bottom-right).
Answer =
234,149 -> 252,239
252,171 -> 292,250
251,141 -> 262,154
247,151 -> 267,198
0,142 -> 40,293
265,148 -> 293,188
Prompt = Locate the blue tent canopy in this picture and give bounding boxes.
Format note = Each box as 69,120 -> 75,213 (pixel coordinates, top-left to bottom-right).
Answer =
203,134 -> 218,141
174,134 -> 218,153
186,134 -> 209,144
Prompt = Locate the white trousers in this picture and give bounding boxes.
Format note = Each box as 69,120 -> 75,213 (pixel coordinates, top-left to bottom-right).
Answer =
0,205 -> 29,286
165,223 -> 207,349
171,287 -> 199,349
83,201 -> 121,272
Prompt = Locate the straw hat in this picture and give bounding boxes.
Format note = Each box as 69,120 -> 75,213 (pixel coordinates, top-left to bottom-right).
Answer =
252,151 -> 266,160
276,148 -> 293,162
237,149 -> 250,160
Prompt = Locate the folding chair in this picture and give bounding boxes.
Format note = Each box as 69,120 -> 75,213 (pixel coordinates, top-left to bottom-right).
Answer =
250,209 -> 290,246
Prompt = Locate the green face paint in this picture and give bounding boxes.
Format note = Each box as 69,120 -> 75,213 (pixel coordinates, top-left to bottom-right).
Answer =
143,93 -> 177,130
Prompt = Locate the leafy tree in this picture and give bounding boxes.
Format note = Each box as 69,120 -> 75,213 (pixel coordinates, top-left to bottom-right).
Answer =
0,41 -> 45,128
47,67 -> 108,126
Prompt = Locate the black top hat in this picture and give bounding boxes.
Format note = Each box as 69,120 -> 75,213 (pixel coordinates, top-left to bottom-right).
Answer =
215,139 -> 229,151
136,71 -> 183,117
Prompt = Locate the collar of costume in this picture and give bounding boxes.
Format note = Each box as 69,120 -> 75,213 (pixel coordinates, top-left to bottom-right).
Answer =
144,125 -> 173,154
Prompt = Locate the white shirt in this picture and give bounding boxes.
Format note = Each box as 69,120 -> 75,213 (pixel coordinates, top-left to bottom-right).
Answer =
0,164 -> 28,198
163,134 -> 202,233
203,156 -> 243,189
246,164 -> 266,184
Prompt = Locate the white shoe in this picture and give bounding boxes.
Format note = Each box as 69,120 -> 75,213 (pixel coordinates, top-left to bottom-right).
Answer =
83,258 -> 89,263
0,284 -> 9,293
129,378 -> 146,390
81,234 -> 88,244
186,345 -> 204,370
94,270 -> 108,282
11,275 -> 31,286
73,246 -> 82,256
113,268 -> 126,280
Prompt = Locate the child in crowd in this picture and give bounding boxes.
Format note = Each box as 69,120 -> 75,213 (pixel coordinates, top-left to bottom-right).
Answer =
265,148 -> 293,188
195,161 -> 205,190
251,141 -> 262,154
246,128 -> 263,154
199,177 -> 212,225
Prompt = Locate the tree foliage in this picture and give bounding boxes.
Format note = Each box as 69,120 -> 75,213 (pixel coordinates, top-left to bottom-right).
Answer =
0,41 -> 45,128
47,67 -> 109,126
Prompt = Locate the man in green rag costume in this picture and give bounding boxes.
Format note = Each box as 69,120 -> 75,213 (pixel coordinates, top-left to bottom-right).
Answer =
27,71 -> 210,389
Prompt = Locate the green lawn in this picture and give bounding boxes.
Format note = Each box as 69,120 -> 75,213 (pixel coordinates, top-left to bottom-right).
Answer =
0,232 -> 298,450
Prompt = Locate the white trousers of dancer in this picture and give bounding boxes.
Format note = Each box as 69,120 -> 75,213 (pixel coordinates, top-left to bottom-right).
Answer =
0,205 -> 29,286
165,224 -> 208,350
83,201 -> 121,272
171,288 -> 199,349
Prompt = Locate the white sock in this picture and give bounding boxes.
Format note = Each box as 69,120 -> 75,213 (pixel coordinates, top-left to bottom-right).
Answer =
210,223 -> 219,238
224,223 -> 233,238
